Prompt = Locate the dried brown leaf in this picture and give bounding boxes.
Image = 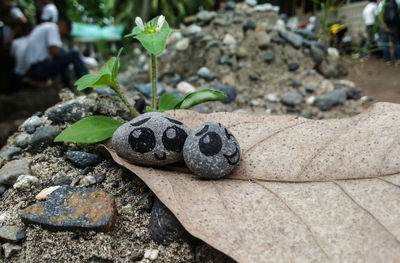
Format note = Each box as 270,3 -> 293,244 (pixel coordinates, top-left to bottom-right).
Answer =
105,103 -> 400,262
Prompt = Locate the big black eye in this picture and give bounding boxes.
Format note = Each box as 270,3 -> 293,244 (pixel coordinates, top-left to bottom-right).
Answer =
129,128 -> 156,153
199,132 -> 222,156
162,126 -> 188,152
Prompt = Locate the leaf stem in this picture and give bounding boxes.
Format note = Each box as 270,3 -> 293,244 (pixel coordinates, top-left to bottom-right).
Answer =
151,54 -> 157,110
112,83 -> 139,117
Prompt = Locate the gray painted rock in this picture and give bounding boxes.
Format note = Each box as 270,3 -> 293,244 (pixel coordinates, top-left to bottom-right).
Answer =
20,186 -> 116,232
112,112 -> 190,166
183,122 -> 240,179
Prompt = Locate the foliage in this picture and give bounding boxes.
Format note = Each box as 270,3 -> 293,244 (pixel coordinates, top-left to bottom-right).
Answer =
312,0 -> 342,45
54,116 -> 123,143
67,0 -> 114,25
146,90 -> 227,112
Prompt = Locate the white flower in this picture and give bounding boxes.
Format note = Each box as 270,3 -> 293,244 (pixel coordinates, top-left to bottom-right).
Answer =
135,17 -> 145,31
156,15 -> 165,31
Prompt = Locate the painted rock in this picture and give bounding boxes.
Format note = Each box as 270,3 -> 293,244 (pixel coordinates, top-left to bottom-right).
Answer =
112,112 -> 190,166
20,186 -> 116,232
183,122 -> 240,179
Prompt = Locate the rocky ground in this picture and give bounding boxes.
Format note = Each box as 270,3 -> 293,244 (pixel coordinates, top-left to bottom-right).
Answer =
0,1 -> 378,263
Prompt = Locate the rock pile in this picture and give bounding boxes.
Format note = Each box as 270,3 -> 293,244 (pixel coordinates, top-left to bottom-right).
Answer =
118,2 -> 373,119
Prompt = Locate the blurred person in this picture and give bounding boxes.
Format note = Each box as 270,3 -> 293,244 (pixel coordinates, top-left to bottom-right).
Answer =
40,0 -> 58,23
82,49 -> 98,69
381,0 -> 400,65
22,19 -> 88,88
362,0 -> 379,56
306,13 -> 317,32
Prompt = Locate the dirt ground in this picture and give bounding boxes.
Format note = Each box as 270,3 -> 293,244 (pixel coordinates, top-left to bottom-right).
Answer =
345,57 -> 400,103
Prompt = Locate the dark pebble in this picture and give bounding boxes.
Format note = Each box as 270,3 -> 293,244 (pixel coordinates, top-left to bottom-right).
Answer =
47,98 -> 96,124
301,113 -> 313,119
286,106 -> 301,113
0,185 -> 6,195
242,19 -> 257,32
291,80 -> 302,88
111,181 -> 119,188
210,85 -> 237,103
33,111 -> 43,117
94,173 -> 106,184
249,75 -> 259,82
81,167 -> 94,175
134,98 -> 146,114
52,174 -> 72,186
28,126 -> 61,154
65,151 -> 102,169
137,192 -> 154,212
21,186 -> 117,232
133,83 -> 166,99
346,89 -> 362,100
288,62 -> 300,72
149,198 -> 191,245
219,57 -> 233,66
167,76 -> 182,85
305,87 -> 315,93
0,147 -> 21,160
271,36 -> 285,45
264,50 -> 275,64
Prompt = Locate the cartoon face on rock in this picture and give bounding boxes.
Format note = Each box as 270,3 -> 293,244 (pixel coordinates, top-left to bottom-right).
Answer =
112,112 -> 190,166
183,122 -> 240,179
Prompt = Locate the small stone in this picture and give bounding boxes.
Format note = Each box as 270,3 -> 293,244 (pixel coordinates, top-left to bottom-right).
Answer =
310,42 -> 327,64
265,93 -> 278,102
245,0 -> 257,7
226,1 -> 236,10
175,38 -> 190,51
328,47 -> 340,60
281,92 -> 303,106
0,226 -> 26,242
167,76 -> 182,85
22,116 -> 42,134
219,57 -> 232,66
223,34 -> 236,46
177,81 -> 196,95
185,24 -> 202,35
0,159 -> 30,185
167,31 -> 182,46
197,10 -> 215,22
80,175 -> 97,186
113,112 -> 191,166
183,122 -> 240,179
305,87 -> 315,93
288,62 -> 300,72
137,192 -> 154,212
306,96 -> 316,105
279,30 -> 303,49
0,185 -> 6,195
133,83 -> 166,99
242,19 -> 257,32
134,98 -> 146,113
46,97 -> 96,124
95,87 -> 117,96
28,126 -> 61,153
111,181 -> 119,188
51,174 -> 72,186
144,249 -> 159,261
149,198 -> 190,245
2,243 -> 22,258
13,175 -> 39,190
36,186 -> 61,200
0,146 -> 21,160
315,89 -> 347,111
197,67 -> 211,80
236,47 -> 248,58
291,80 -> 302,88
94,173 -> 106,183
255,31 -> 270,49
271,36 -> 285,45
65,151 -> 102,169
81,166 -> 94,175
263,50 -> 274,63
14,133 -> 31,149
210,85 -> 237,104
21,186 -> 117,232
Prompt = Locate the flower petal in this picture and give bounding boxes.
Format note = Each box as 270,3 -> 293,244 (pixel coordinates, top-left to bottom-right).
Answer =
135,17 -> 145,31
156,15 -> 165,31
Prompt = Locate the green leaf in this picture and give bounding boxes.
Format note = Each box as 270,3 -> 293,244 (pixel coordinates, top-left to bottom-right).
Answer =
146,106 -> 156,112
175,89 -> 227,110
134,18 -> 172,56
99,57 -> 116,76
158,93 -> 181,112
75,74 -> 101,91
54,116 -> 123,144
125,26 -> 143,38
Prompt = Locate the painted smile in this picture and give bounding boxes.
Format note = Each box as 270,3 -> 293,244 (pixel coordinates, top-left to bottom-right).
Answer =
223,143 -> 240,165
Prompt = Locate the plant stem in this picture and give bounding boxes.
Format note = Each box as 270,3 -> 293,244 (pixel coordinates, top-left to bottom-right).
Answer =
112,83 -> 139,117
151,54 -> 157,110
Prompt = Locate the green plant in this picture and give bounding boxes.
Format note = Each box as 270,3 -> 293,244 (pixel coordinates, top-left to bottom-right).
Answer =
54,15 -> 226,144
312,0 -> 342,45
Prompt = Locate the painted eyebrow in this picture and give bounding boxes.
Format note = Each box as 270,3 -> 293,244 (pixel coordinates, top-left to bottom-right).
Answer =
195,125 -> 209,136
164,117 -> 183,125
131,117 -> 151,127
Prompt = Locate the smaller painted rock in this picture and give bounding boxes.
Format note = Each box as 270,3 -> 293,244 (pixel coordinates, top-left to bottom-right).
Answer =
183,122 -> 240,179
20,186 -> 116,232
112,112 -> 190,166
